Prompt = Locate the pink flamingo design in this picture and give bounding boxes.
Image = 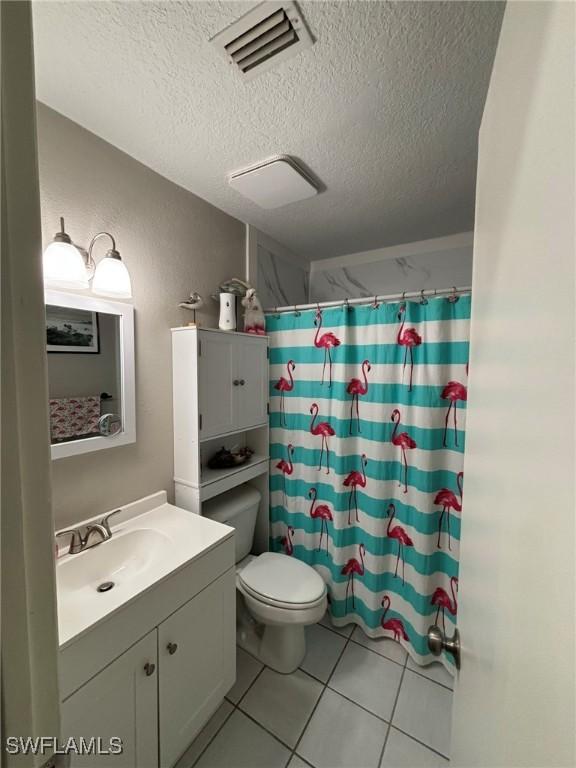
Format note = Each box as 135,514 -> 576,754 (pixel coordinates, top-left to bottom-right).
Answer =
310,403 -> 335,474
274,360 -> 296,427
343,454 -> 368,524
386,503 -> 414,585
391,409 -> 417,493
308,488 -> 333,555
397,305 -> 422,391
381,596 -> 409,642
280,525 -> 295,556
441,378 -> 467,447
341,543 -> 366,609
434,471 -> 463,550
275,444 -> 294,505
314,309 -> 341,387
431,576 -> 458,632
346,360 -> 371,434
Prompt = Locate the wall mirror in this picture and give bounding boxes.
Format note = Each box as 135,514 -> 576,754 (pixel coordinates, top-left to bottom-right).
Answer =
45,289 -> 135,459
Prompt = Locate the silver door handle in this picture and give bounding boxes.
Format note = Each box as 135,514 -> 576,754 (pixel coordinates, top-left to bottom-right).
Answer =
427,624 -> 461,669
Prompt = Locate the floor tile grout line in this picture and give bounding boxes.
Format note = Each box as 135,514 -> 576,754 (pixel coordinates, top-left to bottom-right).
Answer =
322,619 -> 454,691
230,661 -> 266,707
403,664 -> 454,691
348,636 -> 408,669
236,703 -> 296,752
290,627 -> 355,763
324,684 -> 392,725
377,659 -> 408,768
387,724 -> 451,761
190,701 -> 236,768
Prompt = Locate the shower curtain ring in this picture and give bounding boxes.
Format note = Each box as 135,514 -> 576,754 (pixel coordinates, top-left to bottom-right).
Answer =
420,289 -> 428,305
371,295 -> 379,309
448,286 -> 459,303
293,305 -> 301,317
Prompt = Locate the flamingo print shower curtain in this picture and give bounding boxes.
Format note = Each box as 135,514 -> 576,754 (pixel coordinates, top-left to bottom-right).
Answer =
267,295 -> 470,671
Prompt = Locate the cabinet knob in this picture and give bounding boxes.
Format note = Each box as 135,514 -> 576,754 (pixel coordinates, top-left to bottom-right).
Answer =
239,379 -> 245,386
167,642 -> 178,655
144,662 -> 156,677
233,379 -> 240,386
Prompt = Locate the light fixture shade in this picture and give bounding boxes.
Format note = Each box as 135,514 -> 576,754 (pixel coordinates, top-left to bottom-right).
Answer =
92,254 -> 132,298
43,240 -> 89,290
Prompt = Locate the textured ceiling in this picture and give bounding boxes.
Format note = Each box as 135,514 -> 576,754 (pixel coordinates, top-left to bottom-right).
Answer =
32,1 -> 504,261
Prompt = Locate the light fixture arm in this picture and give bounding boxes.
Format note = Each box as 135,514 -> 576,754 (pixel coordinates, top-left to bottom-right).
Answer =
87,231 -> 120,273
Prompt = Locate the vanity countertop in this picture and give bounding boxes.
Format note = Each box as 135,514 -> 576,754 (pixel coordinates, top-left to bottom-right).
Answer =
56,491 -> 234,648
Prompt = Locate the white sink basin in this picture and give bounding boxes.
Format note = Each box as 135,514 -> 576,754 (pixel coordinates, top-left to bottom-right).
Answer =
57,527 -> 172,596
56,491 -> 234,647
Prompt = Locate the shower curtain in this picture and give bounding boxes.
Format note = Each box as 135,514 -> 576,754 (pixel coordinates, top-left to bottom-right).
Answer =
266,295 -> 470,671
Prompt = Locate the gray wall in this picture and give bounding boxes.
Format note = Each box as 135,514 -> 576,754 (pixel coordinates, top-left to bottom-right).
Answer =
37,104 -> 245,529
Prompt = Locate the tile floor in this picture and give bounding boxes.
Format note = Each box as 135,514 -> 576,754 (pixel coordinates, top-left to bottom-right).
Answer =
178,617 -> 453,768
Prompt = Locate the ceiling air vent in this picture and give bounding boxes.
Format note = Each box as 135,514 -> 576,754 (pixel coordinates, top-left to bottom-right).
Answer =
210,1 -> 314,80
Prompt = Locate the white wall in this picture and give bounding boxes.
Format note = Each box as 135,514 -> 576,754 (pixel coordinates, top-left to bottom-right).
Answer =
451,1 -> 575,765
1,2 -> 61,756
309,233 -> 473,302
37,104 -> 245,529
250,228 -> 309,309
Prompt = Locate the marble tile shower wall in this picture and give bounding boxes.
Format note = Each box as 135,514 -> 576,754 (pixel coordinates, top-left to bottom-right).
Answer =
309,245 -> 473,303
258,245 -> 310,310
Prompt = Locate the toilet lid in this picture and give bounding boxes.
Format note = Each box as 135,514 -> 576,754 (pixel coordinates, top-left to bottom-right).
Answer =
239,552 -> 326,606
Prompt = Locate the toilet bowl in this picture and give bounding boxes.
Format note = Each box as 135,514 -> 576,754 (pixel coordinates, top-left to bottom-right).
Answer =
203,486 -> 327,673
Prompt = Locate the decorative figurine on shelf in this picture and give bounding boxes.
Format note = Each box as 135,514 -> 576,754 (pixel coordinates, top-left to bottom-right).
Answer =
241,288 -> 266,335
179,292 -> 204,326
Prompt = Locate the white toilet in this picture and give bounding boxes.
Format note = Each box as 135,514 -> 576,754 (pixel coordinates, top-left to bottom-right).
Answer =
203,485 -> 327,673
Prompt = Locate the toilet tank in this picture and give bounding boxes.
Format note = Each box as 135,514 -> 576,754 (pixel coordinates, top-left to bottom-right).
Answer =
202,485 -> 261,563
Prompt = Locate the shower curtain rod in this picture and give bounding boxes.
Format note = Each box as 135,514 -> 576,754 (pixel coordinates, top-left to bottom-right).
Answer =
264,285 -> 472,315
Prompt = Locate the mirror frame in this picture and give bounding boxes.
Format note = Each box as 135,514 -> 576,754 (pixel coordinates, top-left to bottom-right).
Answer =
45,289 -> 136,460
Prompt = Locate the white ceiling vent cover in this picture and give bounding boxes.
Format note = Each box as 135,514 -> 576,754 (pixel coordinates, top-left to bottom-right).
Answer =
229,155 -> 318,209
210,1 -> 314,80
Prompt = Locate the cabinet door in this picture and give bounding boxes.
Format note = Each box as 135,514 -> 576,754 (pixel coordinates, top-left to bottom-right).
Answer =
61,631 -> 158,768
197,332 -> 235,438
235,337 -> 268,430
158,569 -> 235,768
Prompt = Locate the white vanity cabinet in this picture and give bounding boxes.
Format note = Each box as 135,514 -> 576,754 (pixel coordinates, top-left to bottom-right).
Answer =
158,569 -> 235,767
61,631 -> 158,767
58,499 -> 236,768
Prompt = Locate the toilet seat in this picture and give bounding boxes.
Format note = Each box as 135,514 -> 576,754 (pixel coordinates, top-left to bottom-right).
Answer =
238,552 -> 326,610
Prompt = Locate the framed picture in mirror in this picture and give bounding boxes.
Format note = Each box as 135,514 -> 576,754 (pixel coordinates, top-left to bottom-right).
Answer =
46,305 -> 100,353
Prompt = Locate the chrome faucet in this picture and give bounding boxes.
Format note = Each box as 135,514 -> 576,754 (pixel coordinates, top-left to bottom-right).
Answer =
56,510 -> 121,555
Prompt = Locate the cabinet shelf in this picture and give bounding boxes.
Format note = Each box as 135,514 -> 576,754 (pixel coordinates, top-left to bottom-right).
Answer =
199,454 -> 269,501
199,421 -> 268,444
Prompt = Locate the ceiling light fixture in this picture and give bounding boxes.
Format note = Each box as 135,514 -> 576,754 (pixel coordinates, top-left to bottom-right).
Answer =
228,155 -> 318,209
42,218 -> 132,299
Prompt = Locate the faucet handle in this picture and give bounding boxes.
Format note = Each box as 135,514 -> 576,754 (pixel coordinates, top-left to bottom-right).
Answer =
100,509 -> 122,536
56,528 -> 85,555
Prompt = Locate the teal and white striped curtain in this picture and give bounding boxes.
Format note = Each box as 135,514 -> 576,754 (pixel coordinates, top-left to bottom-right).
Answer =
266,295 -> 470,671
